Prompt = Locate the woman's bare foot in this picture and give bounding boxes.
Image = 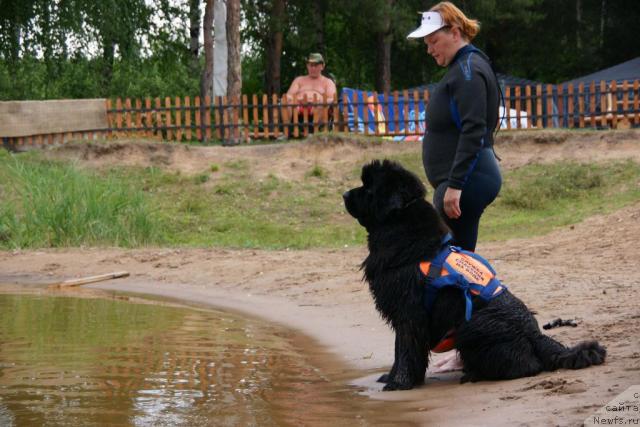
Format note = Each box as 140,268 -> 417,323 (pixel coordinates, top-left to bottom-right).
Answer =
429,351 -> 463,373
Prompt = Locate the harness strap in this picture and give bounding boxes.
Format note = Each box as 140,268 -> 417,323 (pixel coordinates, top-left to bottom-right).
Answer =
429,274 -> 475,321
423,236 -> 452,312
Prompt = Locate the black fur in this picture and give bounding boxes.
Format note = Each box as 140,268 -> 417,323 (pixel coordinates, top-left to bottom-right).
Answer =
343,159 -> 606,391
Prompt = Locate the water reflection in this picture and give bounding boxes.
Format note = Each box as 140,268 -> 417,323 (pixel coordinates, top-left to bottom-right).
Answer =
0,292 -> 407,426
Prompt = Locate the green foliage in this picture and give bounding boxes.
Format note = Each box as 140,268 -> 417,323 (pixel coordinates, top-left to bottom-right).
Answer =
2,0 -> 639,101
0,55 -> 200,100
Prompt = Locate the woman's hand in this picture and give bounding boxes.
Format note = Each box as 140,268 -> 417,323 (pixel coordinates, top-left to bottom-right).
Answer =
443,187 -> 462,219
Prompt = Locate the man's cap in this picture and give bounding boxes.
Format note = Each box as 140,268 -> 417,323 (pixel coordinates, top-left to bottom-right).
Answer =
306,53 -> 325,64
407,11 -> 446,39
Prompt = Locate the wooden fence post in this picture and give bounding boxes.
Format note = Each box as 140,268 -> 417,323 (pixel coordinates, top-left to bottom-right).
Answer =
600,81 -> 608,128
372,91 -> 380,136
144,98 -> 152,137
215,96 -> 223,140
175,96 -> 182,141
504,86 -> 512,130
242,94 -> 250,142
125,98 -> 132,134
106,99 -> 113,138
302,94 -> 310,137
232,95 -> 240,142
115,98 -> 123,134
412,91 -> 420,135
135,98 -> 142,134
546,85 -> 554,128
610,80 -> 618,128
252,94 -> 259,140
322,94 -> 329,132
262,94 -> 270,139
535,85 -> 543,128
272,94 -> 280,138
402,89 -> 410,136
164,97 -> 173,140
567,84 -> 574,128
221,96 -> 229,140
392,91 -> 399,136
184,96 -> 192,141
578,83 -> 585,128
557,85 -> 565,128
204,95 -> 212,141
194,96 -> 202,141
589,82 -> 596,127
280,95 -> 290,139
621,80 -> 630,126
515,86 -> 522,129
360,93 -> 369,135
525,85 -> 532,129
634,80 -> 640,126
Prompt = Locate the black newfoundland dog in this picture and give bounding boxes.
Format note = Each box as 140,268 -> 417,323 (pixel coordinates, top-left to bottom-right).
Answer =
343,159 -> 606,391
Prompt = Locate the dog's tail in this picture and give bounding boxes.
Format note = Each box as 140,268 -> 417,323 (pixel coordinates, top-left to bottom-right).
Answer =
532,334 -> 606,371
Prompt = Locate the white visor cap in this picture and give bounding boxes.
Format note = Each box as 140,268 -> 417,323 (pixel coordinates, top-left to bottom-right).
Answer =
407,11 -> 445,39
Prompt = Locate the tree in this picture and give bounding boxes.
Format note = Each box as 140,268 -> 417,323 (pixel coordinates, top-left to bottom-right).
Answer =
375,0 -> 394,93
310,0 -> 327,53
265,0 -> 286,95
201,0 -> 214,101
189,0 -> 201,74
226,0 -> 242,100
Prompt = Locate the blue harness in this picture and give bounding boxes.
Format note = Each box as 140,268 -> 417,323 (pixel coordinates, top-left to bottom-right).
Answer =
421,234 -> 506,321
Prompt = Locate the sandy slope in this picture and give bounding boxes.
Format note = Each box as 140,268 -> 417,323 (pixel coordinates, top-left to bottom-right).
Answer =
2,130 -> 640,426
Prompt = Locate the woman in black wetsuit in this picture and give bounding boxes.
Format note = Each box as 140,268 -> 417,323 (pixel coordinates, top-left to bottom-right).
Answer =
407,2 -> 501,252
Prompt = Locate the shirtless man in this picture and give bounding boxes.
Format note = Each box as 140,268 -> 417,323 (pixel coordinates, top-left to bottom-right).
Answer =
283,53 -> 336,135
285,53 -> 337,104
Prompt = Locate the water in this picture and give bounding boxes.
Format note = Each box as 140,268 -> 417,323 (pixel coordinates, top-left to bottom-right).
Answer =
0,291 -> 404,426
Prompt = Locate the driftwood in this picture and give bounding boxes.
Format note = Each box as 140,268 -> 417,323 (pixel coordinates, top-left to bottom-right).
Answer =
48,271 -> 130,290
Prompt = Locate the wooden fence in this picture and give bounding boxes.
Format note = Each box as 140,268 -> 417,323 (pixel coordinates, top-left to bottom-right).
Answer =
102,90 -> 434,143
501,80 -> 639,130
2,80 -> 639,148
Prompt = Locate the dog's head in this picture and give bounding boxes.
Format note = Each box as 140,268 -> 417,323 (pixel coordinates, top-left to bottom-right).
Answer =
343,159 -> 427,229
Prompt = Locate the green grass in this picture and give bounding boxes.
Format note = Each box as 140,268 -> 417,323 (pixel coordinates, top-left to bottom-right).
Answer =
1,147 -> 639,250
481,160 -> 640,240
0,152 -> 158,248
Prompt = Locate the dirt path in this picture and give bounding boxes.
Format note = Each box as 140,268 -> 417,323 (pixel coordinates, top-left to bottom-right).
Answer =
2,130 -> 640,426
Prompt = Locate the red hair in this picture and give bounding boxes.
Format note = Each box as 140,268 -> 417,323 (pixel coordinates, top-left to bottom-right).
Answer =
430,2 -> 480,41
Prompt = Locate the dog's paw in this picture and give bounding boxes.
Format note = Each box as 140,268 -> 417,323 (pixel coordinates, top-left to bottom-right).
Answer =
377,373 -> 390,383
460,373 -> 479,384
383,381 -> 415,391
